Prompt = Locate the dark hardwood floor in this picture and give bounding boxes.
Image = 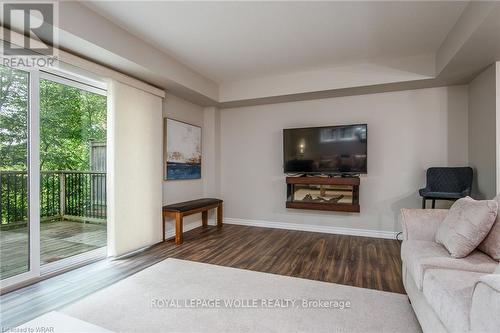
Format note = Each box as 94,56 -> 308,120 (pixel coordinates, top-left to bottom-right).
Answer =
170,224 -> 403,292
0,224 -> 404,328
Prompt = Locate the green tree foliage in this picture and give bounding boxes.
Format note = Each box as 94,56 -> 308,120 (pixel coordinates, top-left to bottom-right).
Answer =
0,66 -> 107,171
39,79 -> 106,171
0,66 -> 29,170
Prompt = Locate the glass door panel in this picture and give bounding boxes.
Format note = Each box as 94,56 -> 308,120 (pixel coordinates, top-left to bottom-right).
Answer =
39,76 -> 107,265
0,65 -> 30,279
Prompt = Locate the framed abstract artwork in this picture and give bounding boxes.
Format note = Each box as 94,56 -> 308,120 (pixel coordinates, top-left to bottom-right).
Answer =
164,118 -> 202,180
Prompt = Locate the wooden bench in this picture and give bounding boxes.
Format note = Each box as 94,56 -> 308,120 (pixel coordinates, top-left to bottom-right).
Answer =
162,198 -> 223,245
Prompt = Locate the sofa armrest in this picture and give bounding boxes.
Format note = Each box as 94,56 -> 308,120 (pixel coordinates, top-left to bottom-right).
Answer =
400,208 -> 448,241
470,274 -> 500,333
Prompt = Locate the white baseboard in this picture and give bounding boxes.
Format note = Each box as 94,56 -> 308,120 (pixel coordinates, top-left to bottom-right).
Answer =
224,217 -> 398,240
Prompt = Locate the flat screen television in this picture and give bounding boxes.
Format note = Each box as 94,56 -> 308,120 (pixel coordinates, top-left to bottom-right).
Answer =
283,124 -> 367,174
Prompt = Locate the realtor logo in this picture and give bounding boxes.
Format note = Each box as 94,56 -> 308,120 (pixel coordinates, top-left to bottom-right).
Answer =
1,1 -> 58,68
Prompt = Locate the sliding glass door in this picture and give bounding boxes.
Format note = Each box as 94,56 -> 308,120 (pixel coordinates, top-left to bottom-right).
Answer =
39,74 -> 107,265
1,65 -> 107,288
0,65 -> 31,280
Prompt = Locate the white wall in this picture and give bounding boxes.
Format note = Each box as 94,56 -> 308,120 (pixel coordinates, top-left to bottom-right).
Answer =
468,64 -> 498,199
202,107 -> 221,198
220,86 -> 468,234
162,94 -> 206,235
497,62 -> 500,194
162,94 -> 224,238
107,80 -> 163,256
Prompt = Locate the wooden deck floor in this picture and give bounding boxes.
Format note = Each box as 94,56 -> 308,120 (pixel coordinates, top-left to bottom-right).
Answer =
0,220 -> 106,280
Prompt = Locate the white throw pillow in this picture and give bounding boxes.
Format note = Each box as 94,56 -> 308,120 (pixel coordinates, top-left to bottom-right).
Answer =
435,197 -> 498,258
478,195 -> 500,260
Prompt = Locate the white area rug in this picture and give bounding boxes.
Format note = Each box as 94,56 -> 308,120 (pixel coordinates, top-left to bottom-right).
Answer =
25,258 -> 421,333
16,312 -> 112,333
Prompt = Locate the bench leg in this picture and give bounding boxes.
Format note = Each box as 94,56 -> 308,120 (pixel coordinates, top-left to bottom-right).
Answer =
217,203 -> 223,228
432,199 -> 436,209
175,212 -> 183,245
162,213 -> 165,242
421,197 -> 426,209
202,211 -> 208,227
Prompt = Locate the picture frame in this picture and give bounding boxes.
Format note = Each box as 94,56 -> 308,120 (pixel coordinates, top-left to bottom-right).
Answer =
164,118 -> 202,180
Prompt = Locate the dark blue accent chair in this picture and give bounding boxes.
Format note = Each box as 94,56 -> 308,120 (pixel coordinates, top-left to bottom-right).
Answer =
419,167 -> 473,208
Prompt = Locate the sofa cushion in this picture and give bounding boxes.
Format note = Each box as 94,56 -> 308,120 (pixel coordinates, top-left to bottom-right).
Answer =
470,273 -> 500,333
478,195 -> 500,261
401,240 -> 497,290
435,197 -> 497,258
423,269 -> 483,333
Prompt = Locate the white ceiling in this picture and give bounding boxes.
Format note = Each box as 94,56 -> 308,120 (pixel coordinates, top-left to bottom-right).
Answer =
85,1 -> 468,83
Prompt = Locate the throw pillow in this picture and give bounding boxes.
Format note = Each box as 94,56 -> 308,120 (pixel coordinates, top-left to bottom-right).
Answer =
478,195 -> 500,260
435,197 -> 498,258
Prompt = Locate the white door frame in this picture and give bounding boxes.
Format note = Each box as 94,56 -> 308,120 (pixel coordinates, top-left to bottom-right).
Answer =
0,69 -> 40,290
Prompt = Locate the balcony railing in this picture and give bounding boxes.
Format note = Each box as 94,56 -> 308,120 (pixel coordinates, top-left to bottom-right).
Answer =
0,170 -> 106,226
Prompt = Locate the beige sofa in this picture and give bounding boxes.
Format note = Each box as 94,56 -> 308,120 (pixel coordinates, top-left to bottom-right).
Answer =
400,208 -> 500,333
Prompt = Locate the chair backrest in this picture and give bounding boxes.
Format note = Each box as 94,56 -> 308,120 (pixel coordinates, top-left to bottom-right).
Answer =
426,167 -> 473,193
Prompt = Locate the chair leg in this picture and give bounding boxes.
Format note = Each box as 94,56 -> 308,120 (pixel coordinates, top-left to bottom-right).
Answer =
432,199 -> 436,209
422,198 -> 426,209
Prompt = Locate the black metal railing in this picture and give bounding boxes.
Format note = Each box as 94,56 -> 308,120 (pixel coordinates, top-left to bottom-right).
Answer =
0,171 -> 29,224
0,170 -> 106,226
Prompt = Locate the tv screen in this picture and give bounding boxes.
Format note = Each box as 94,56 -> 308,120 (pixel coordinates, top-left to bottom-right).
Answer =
283,124 -> 367,174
